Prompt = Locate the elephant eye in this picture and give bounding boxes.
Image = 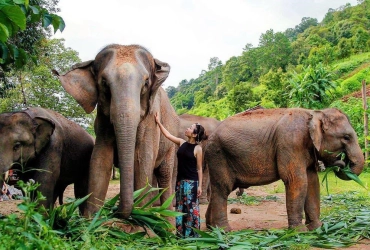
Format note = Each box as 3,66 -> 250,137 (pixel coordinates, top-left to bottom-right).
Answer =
344,135 -> 351,141
145,78 -> 149,86
13,142 -> 21,151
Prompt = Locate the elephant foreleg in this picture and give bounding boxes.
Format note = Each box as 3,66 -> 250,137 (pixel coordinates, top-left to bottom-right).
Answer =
304,167 -> 322,230
32,150 -> 61,210
86,141 -> 114,216
283,172 -> 308,231
205,152 -> 233,231
206,182 -> 231,231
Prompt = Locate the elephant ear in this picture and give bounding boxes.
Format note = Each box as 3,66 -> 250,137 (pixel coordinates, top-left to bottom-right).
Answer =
148,58 -> 170,113
153,58 -> 170,88
308,110 -> 330,151
52,60 -> 98,114
34,117 -> 55,155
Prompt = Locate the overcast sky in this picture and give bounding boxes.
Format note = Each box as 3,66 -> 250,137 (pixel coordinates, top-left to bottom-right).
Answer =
53,0 -> 358,88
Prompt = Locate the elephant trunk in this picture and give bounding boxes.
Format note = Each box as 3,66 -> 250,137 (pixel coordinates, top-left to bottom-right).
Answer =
111,69 -> 141,218
334,145 -> 365,180
113,108 -> 140,218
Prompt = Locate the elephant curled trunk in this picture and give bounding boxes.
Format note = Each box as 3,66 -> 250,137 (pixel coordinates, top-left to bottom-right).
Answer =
333,149 -> 364,181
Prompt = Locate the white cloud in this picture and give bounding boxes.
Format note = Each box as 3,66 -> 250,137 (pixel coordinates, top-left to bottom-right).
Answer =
53,0 -> 358,87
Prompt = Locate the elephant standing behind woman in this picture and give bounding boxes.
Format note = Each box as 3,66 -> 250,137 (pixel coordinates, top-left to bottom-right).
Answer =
54,44 -> 178,218
0,107 -> 94,213
205,108 -> 364,231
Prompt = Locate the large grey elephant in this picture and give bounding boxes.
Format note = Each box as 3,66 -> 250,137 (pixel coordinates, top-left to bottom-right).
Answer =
54,44 -> 178,218
177,114 -> 220,203
0,107 -> 94,212
205,108 -> 364,231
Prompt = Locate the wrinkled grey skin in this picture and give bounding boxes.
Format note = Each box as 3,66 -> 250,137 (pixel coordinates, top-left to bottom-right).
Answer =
0,107 -> 94,213
205,108 -> 364,231
54,44 -> 178,218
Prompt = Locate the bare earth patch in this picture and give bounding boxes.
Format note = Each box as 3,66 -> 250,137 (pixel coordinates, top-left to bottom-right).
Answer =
1,182 -> 369,249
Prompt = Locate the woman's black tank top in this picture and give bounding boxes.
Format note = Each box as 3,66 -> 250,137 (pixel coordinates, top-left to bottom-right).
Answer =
177,142 -> 198,181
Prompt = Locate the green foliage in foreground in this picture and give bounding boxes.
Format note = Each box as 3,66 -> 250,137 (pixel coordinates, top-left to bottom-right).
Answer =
1,178 -> 370,249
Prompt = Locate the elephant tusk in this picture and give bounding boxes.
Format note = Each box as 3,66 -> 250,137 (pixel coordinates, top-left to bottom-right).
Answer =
318,160 -> 326,172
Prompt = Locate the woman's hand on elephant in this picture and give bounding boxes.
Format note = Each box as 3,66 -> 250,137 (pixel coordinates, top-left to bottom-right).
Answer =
197,186 -> 202,197
154,112 -> 160,124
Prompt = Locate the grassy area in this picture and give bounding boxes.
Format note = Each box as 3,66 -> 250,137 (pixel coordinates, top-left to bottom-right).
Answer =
263,171 -> 370,196
2,172 -> 370,249
319,171 -> 369,195
331,52 -> 370,78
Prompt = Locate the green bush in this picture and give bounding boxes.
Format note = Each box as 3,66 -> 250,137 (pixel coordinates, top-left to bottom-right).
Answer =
331,52 -> 370,75
340,68 -> 370,95
341,78 -> 362,94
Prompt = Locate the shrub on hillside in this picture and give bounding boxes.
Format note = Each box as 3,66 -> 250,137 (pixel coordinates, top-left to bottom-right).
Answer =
340,68 -> 370,94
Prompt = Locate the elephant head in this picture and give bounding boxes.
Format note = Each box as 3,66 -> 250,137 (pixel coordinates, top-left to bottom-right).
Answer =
309,108 -> 364,180
54,44 -> 170,218
0,110 -> 55,181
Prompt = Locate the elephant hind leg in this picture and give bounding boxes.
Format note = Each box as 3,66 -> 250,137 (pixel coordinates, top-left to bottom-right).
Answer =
304,167 -> 322,230
236,187 -> 247,196
154,167 -> 173,205
154,146 -> 175,205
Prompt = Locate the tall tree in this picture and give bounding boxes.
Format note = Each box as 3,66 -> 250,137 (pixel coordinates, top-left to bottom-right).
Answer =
295,17 -> 318,34
165,85 -> 177,98
227,82 -> 256,113
258,29 -> 292,72
0,38 -> 93,129
0,0 -> 65,73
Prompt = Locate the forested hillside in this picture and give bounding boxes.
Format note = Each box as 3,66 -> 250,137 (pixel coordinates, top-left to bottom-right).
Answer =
167,0 -> 370,124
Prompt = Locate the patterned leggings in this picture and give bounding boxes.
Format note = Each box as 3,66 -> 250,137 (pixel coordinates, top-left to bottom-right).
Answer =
175,179 -> 200,238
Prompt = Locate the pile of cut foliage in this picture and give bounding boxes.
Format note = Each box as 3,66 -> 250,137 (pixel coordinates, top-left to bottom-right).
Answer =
1,179 -> 370,249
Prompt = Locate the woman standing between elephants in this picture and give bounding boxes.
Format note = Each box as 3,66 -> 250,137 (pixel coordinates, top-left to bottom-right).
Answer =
155,112 -> 208,238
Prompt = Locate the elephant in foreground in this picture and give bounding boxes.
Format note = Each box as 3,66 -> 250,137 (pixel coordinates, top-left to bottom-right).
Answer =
177,114 -> 220,203
54,44 -> 178,217
205,108 -> 364,231
0,107 -> 94,212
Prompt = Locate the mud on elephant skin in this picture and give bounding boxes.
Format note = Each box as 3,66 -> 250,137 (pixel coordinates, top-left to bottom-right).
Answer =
0,107 -> 94,213
54,44 -> 179,218
205,108 -> 364,231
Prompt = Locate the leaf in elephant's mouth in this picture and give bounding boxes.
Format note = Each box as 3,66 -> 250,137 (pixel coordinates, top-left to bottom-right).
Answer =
321,163 -> 367,195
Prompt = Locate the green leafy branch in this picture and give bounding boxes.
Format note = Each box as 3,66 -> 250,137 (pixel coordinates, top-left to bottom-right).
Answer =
321,152 -> 367,195
0,0 -> 65,68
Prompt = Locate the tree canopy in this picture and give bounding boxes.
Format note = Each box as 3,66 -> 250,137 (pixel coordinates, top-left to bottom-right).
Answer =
0,0 -> 65,71
167,1 -> 370,120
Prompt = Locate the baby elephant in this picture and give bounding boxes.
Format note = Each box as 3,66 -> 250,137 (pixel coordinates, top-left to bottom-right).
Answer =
0,107 -> 94,213
205,108 -> 364,231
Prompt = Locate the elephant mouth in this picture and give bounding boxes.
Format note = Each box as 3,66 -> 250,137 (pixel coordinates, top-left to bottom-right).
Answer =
331,153 -> 356,180
332,159 -> 346,169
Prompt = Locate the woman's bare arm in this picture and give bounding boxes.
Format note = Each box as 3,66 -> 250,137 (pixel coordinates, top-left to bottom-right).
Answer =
195,145 -> 203,197
155,112 -> 184,146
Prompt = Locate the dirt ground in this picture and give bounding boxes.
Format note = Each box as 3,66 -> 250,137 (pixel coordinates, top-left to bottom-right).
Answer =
1,182 -> 369,249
